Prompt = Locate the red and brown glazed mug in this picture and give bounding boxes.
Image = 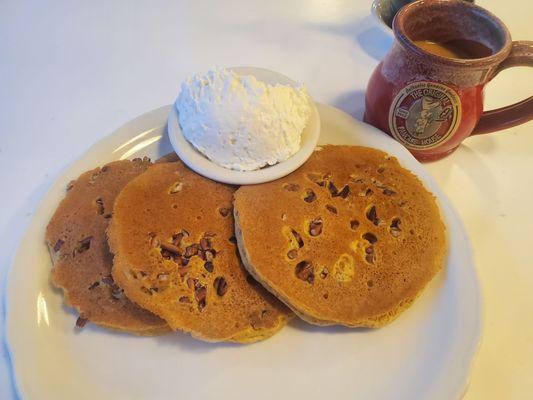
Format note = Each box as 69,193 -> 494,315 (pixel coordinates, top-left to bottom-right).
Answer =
364,0 -> 533,161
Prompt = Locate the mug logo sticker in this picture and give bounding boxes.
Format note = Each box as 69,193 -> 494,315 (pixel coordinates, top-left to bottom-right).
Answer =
388,81 -> 461,149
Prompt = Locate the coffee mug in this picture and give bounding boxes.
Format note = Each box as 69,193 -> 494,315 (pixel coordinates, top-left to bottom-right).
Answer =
364,0 -> 533,161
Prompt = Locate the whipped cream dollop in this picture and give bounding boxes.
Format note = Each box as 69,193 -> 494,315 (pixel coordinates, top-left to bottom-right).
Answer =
175,68 -> 311,171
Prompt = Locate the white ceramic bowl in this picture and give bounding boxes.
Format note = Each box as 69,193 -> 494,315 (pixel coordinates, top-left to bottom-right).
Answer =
167,67 -> 320,185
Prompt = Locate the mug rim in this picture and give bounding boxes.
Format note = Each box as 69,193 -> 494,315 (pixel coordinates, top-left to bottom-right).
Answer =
393,0 -> 512,68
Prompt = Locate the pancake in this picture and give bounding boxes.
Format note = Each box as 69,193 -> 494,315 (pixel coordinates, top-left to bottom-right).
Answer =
45,158 -> 168,335
234,145 -> 447,327
108,161 -> 292,343
155,152 -> 180,164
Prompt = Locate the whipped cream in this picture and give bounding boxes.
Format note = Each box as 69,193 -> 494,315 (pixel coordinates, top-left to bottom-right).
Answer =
175,68 -> 311,171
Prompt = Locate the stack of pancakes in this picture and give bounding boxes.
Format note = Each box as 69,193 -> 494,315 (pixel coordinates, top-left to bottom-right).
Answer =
46,145 -> 446,343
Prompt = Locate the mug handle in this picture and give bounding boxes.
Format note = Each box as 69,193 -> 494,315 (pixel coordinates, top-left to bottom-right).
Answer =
471,41 -> 533,135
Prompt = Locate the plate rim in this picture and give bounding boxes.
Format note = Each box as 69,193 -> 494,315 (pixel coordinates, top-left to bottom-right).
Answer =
4,104 -> 482,400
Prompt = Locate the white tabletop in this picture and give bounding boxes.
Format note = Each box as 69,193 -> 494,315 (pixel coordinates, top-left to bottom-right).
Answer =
0,1 -> 531,399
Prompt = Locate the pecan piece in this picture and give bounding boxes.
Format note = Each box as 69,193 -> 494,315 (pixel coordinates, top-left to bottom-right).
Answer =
53,239 -> 64,252
187,277 -> 197,289
309,218 -> 323,237
365,246 -> 375,264
169,181 -> 183,194
76,316 -> 88,328
214,277 -> 228,296
172,232 -> 185,246
161,242 -> 181,255
73,236 -> 92,256
204,250 -> 215,262
287,249 -> 298,260
326,204 -> 337,214
366,205 -> 380,226
194,286 -> 207,302
303,189 -> 317,203
219,207 -> 231,217
291,229 -> 304,248
184,244 -> 199,258
295,261 -> 314,283
204,261 -> 214,273
95,198 -> 105,215
390,218 -> 402,237
350,220 -> 360,230
362,232 -> 378,244
283,183 -> 300,192
199,237 -> 212,250
335,185 -> 350,199
327,181 -> 338,196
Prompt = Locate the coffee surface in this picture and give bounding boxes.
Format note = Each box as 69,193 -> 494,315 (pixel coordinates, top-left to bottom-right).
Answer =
414,39 -> 493,59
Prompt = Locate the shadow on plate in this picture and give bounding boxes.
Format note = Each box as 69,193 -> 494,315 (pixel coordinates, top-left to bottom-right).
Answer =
330,89 -> 367,120
288,316 -> 373,334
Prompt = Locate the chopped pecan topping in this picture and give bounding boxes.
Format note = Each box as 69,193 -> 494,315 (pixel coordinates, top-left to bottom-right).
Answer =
76,316 -> 88,328
303,189 -> 317,203
200,237 -> 212,250
73,237 -> 92,256
366,205 -> 380,226
161,242 -> 181,255
53,239 -> 64,252
390,218 -> 402,237
184,244 -> 199,258
95,198 -> 105,215
335,185 -> 350,199
291,229 -> 304,248
214,277 -> 228,296
172,232 -> 184,246
362,232 -> 378,244
204,261 -> 214,273
295,261 -> 314,283
327,181 -> 338,196
326,204 -> 337,214
187,277 -> 197,289
365,246 -> 375,264
287,249 -> 298,260
309,218 -> 323,237
358,188 -> 373,197
203,250 -> 215,262
101,275 -> 114,286
283,183 -> 300,192
350,220 -> 360,230
169,181 -> 183,194
219,207 -> 231,217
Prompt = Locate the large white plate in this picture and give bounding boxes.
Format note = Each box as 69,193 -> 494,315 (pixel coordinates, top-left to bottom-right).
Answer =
5,104 -> 481,400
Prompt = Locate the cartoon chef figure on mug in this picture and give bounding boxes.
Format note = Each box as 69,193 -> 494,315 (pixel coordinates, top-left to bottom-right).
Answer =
406,96 -> 453,139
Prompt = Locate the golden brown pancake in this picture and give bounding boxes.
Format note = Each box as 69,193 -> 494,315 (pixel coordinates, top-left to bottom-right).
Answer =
234,145 -> 447,327
108,161 -> 292,343
45,158 -> 169,335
